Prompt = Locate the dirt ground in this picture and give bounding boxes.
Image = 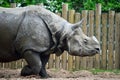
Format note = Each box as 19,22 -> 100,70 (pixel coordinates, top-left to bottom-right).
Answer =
0,69 -> 120,80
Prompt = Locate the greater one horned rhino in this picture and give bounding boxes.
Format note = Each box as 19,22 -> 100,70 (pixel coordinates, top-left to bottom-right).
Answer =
0,5 -> 100,78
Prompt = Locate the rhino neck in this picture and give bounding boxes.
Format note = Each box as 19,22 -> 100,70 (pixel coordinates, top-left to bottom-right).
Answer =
52,22 -> 72,56
37,11 -> 71,56
43,20 -> 71,56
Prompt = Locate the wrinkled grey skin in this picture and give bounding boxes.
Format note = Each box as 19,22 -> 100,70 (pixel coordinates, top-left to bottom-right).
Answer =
0,5 -> 100,78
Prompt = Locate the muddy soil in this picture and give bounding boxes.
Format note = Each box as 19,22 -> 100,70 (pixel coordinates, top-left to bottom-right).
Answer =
0,69 -> 120,80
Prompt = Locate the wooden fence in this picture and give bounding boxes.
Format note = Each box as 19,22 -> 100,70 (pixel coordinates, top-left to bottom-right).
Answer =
0,3 -> 120,70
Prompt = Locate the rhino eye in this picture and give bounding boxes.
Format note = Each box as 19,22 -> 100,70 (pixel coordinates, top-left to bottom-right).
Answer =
83,39 -> 88,45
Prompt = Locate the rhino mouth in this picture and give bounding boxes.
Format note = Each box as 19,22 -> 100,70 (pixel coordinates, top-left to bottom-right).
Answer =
90,50 -> 99,54
68,48 -> 100,57
81,49 -> 100,57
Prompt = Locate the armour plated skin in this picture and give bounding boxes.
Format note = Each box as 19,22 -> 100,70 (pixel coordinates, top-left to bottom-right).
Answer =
0,5 -> 100,78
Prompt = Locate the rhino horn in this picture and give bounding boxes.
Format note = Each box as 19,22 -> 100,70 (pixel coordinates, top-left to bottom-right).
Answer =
71,18 -> 84,30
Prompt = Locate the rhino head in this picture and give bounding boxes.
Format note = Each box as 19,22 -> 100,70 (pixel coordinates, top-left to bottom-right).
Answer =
60,20 -> 100,57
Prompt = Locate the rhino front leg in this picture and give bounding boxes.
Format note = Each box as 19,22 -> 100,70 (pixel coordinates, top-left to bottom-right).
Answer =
39,54 -> 50,78
21,50 -> 42,76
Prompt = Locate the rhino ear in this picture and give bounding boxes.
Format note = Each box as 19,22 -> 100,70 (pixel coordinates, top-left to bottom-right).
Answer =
71,18 -> 84,30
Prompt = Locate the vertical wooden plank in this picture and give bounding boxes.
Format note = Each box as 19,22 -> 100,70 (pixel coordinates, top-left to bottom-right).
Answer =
10,61 -> 17,69
10,3 -> 16,8
80,10 -> 88,69
115,13 -> 120,69
53,54 -> 56,68
101,13 -> 107,69
94,4 -> 101,69
16,60 -> 23,69
55,55 -> 60,69
0,62 -> 4,68
55,13 -> 61,69
62,4 -> 68,70
74,13 -> 81,70
0,63 -> 4,69
0,62 -> 1,68
88,11 -> 94,36
62,4 -> 68,20
48,54 -> 54,68
82,10 -> 88,33
87,10 -> 94,69
108,11 -> 115,70
68,10 -> 75,70
4,62 -> 10,68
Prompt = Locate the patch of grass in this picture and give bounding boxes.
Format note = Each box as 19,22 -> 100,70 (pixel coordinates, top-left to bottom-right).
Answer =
50,68 -> 120,75
112,69 -> 120,74
89,69 -> 120,75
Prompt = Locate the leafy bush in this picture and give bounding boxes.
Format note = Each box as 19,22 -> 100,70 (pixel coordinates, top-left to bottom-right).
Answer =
44,0 -> 63,13
0,0 -> 120,12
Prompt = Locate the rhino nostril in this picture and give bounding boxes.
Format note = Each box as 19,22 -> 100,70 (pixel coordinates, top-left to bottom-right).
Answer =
95,48 -> 100,52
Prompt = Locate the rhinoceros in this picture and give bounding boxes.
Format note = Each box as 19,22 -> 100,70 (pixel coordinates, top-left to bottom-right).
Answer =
0,5 -> 100,78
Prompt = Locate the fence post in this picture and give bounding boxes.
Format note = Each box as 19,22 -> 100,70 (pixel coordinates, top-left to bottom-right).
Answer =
62,4 -> 68,20
10,3 -> 16,8
115,13 -> 120,69
94,3 -> 101,69
48,54 -> 54,69
79,10 -> 88,69
75,13 -> 81,70
62,4 -> 68,70
108,11 -> 115,70
0,63 -> 4,69
101,13 -> 107,69
87,10 -> 94,69
68,10 -> 75,70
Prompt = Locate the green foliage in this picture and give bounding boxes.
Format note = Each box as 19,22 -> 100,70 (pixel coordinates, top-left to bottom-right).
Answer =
90,69 -> 120,75
82,0 -> 120,12
83,0 -> 96,10
44,0 -> 63,13
0,0 -> 120,12
0,0 -> 10,7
